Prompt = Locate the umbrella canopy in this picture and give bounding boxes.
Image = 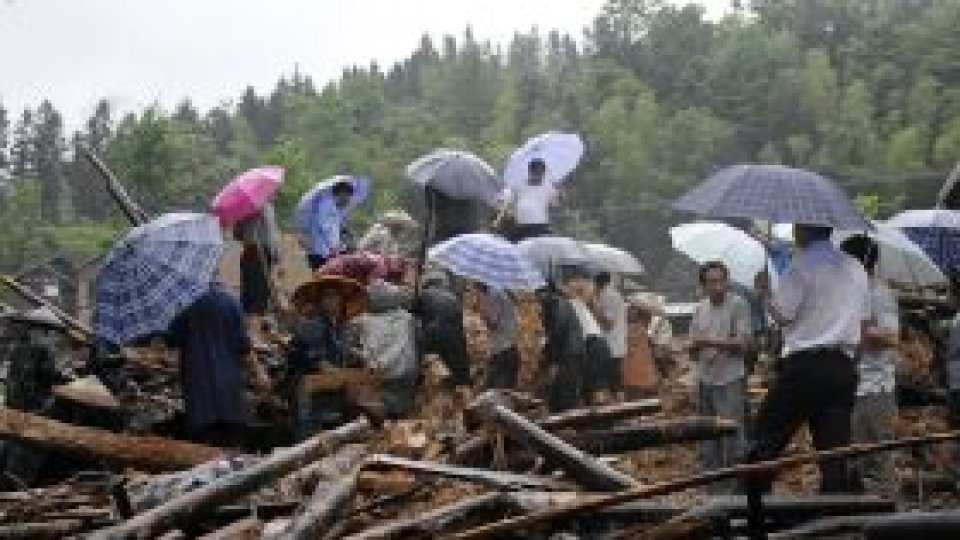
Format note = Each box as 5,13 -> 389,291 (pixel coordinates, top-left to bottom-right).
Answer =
503,132 -> 584,189
428,233 -> 545,290
211,166 -> 284,226
406,149 -> 500,206
886,209 -> 960,275
674,164 -> 871,229
517,236 -> 590,278
291,275 -> 368,320
318,252 -> 407,285
835,223 -> 946,289
94,213 -> 224,345
669,222 -> 766,286
581,243 -> 644,275
295,175 -> 371,232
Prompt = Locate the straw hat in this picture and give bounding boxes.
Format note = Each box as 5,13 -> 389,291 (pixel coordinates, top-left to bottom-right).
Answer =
292,276 -> 368,319
379,209 -> 417,228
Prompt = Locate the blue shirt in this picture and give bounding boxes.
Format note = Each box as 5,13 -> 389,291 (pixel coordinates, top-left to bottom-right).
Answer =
305,200 -> 347,257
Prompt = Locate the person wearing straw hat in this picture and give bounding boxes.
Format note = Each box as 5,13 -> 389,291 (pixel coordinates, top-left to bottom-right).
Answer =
358,209 -> 418,257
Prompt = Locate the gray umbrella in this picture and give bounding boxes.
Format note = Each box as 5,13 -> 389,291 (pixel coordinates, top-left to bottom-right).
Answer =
406,149 -> 501,207
674,164 -> 870,229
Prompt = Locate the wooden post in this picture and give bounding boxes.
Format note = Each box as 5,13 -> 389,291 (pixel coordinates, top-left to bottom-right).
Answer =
79,146 -> 149,226
91,418 -> 372,540
469,392 -> 638,492
0,407 -> 220,472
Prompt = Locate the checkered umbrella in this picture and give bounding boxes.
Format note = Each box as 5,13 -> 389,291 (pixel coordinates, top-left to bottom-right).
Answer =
428,233 -> 545,290
94,213 -> 224,344
674,165 -> 871,230
835,222 -> 946,288
887,209 -> 960,275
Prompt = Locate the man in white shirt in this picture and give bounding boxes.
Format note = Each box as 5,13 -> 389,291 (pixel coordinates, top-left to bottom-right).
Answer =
594,272 -> 628,398
689,261 -> 751,492
496,159 -> 561,242
750,224 -> 869,493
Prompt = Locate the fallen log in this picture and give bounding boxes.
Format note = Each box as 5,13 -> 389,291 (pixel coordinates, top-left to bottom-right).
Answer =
771,510 -> 960,540
343,492 -> 511,540
197,518 -> 263,540
280,469 -> 360,540
469,392 -> 638,492
0,519 -> 88,539
0,407 -> 221,472
627,509 -> 715,540
564,417 -> 739,454
367,454 -> 571,491
91,417 -> 373,540
539,399 -> 662,430
449,431 -> 960,539
79,145 -> 149,225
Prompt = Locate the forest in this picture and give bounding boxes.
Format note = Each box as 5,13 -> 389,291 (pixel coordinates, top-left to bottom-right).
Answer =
1,0 -> 960,276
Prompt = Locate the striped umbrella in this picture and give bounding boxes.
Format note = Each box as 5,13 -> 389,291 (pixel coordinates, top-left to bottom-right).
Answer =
428,233 -> 545,290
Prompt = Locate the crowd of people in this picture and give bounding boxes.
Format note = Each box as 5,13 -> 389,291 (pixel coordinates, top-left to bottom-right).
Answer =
6,152 -> 960,504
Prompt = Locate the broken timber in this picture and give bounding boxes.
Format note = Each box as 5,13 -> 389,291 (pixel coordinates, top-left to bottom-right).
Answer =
344,493 -> 511,540
563,417 -> 739,454
469,392 -> 638,492
0,407 -> 220,472
91,417 -> 372,540
449,431 -> 960,539
367,454 -> 571,491
539,398 -> 662,430
277,469 -> 360,540
80,146 -> 149,226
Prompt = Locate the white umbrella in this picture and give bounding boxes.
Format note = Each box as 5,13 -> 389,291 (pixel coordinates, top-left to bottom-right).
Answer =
836,223 -> 947,288
517,236 -> 590,278
669,222 -> 767,286
581,243 -> 644,275
503,132 -> 584,189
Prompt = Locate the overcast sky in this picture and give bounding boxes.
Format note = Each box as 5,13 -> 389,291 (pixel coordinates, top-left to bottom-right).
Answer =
0,0 -> 729,127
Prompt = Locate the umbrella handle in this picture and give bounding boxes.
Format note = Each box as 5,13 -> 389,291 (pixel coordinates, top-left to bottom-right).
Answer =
412,188 -> 436,304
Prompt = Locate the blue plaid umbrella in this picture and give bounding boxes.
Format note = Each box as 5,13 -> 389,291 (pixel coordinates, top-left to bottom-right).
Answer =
428,233 -> 545,290
674,165 -> 871,230
94,213 -> 225,344
887,209 -> 960,274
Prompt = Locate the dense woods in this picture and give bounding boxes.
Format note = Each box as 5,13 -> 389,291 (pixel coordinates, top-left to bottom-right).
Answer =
2,0 -> 960,275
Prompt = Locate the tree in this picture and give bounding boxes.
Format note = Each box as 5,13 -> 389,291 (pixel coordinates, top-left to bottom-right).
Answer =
33,100 -> 66,222
0,103 -> 8,172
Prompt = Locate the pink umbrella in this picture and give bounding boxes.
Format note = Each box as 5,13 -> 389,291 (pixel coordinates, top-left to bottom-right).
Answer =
211,166 -> 285,226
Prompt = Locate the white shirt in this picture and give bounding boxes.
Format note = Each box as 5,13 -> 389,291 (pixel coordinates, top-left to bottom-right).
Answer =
599,286 -> 628,358
571,299 -> 602,337
509,183 -> 556,225
772,240 -> 869,356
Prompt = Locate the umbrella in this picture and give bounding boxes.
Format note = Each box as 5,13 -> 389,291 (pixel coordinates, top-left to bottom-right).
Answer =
835,223 -> 946,288
211,166 -> 284,226
291,275 -> 368,320
669,222 -> 766,286
406,149 -> 500,206
517,236 -> 590,278
295,175 -> 371,232
428,233 -> 545,290
674,164 -> 871,229
886,209 -> 960,274
581,243 -> 644,275
503,132 -> 584,188
94,213 -> 224,345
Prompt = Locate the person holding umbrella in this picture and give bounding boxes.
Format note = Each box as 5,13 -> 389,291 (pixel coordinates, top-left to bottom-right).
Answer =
298,177 -> 369,271
752,224 -> 869,493
495,159 -> 561,242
